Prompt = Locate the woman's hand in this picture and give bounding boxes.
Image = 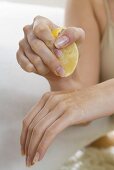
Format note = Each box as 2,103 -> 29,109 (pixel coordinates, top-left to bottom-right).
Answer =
16,16 -> 85,90
20,78 -> 114,167
20,89 -> 95,167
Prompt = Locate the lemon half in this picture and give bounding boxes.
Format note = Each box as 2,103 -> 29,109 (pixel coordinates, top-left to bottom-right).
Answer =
52,28 -> 79,77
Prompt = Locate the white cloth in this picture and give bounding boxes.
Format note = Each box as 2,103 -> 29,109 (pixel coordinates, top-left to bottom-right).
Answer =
59,147 -> 114,170
0,2 -> 114,170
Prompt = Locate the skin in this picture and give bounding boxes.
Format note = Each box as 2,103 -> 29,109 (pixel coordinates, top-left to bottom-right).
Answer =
17,16 -> 85,91
16,0 -> 114,167
21,79 -> 114,166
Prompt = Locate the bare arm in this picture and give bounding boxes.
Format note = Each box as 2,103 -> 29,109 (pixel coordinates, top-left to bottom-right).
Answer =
17,0 -> 101,91
21,77 -> 114,166
65,0 -> 100,87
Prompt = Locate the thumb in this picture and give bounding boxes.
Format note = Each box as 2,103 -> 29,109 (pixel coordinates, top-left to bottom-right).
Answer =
54,27 -> 85,49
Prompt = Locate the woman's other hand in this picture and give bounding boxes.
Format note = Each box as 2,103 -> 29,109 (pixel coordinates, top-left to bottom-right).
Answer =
16,16 -> 85,87
20,89 -> 94,167
20,78 -> 114,167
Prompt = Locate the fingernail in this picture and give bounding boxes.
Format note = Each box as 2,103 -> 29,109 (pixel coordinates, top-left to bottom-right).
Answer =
26,156 -> 31,167
33,152 -> 39,164
55,36 -> 69,48
56,66 -> 65,77
53,49 -> 63,58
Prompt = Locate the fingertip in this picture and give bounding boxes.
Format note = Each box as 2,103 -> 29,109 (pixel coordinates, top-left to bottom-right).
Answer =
56,27 -> 85,46
77,28 -> 85,41
33,152 -> 40,164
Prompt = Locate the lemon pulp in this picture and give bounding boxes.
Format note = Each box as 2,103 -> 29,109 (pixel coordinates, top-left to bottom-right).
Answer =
52,27 -> 79,77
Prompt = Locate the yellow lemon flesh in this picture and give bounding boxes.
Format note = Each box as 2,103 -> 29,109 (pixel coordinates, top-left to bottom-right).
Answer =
52,27 -> 79,77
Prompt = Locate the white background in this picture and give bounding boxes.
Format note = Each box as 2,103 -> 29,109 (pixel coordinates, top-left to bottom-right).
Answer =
0,1 -> 114,170
0,0 -> 67,7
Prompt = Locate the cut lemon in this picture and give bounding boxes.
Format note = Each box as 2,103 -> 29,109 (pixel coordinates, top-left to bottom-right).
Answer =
52,27 -> 79,77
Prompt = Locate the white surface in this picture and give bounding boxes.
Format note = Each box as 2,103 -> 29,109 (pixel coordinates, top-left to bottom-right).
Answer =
1,0 -> 67,7
0,2 -> 114,170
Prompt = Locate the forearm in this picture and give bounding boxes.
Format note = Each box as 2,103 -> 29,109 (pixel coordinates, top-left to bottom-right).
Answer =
84,79 -> 114,121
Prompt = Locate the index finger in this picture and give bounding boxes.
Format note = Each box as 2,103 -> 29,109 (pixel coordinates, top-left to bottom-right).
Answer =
33,16 -> 57,50
33,113 -> 70,163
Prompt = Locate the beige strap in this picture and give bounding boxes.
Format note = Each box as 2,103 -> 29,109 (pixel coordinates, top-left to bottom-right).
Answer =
104,0 -> 111,22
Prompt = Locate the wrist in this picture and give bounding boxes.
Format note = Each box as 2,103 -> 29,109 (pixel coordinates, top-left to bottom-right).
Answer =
49,78 -> 82,91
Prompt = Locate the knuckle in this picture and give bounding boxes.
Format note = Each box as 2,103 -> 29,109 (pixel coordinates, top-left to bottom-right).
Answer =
31,39 -> 37,50
33,57 -> 41,65
51,95 -> 59,103
58,101 -> 66,109
46,127 -> 54,136
77,28 -> 85,39
48,58 -> 60,69
34,15 -> 42,22
34,24 -> 46,34
46,55 -> 54,63
23,118 -> 29,128
71,27 -> 85,39
28,124 -> 34,133
42,92 -> 51,100
31,39 -> 44,53
19,39 -> 24,48
32,128 -> 37,135
77,28 -> 85,34
23,25 -> 30,33
34,15 -> 39,21
26,63 -> 34,72
32,126 -> 41,135
36,41 -> 44,53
